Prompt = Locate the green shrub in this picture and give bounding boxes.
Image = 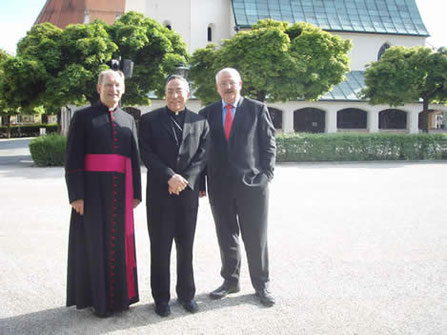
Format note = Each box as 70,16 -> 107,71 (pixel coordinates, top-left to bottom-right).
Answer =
29,134 -> 67,166
0,124 -> 58,138
276,133 -> 447,162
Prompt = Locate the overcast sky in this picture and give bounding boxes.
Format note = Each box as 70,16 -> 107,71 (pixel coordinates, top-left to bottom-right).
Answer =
0,0 -> 446,55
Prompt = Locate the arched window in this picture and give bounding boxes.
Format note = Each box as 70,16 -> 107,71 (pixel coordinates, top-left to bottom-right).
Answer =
164,21 -> 172,30
379,109 -> 407,129
207,25 -> 213,42
293,108 -> 325,133
337,108 -> 367,129
166,24 -> 172,30
378,43 -> 391,60
267,107 -> 283,130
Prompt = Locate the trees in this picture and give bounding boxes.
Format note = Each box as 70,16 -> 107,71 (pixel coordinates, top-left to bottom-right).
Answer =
0,49 -> 21,138
362,46 -> 447,132
0,11 -> 188,124
189,19 -> 352,105
108,11 -> 188,105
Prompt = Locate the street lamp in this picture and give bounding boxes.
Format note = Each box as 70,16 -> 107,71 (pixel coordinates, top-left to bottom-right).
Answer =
175,65 -> 190,80
108,58 -> 134,78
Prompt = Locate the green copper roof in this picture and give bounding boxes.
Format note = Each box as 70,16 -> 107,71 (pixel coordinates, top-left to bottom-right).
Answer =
232,0 -> 429,36
320,71 -> 366,101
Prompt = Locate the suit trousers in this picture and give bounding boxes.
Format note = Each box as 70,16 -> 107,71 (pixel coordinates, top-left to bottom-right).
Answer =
147,198 -> 198,304
210,180 -> 270,291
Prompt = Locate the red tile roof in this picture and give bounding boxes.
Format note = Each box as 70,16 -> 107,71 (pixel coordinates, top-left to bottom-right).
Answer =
34,0 -> 125,28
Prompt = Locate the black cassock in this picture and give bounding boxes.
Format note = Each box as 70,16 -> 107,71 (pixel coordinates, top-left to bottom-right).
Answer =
65,102 -> 142,316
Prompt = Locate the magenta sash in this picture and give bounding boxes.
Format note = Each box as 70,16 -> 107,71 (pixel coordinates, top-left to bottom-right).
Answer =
84,154 -> 137,299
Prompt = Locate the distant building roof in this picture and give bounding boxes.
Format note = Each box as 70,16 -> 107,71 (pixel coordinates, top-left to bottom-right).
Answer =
320,71 -> 366,101
34,0 -> 125,28
232,0 -> 429,36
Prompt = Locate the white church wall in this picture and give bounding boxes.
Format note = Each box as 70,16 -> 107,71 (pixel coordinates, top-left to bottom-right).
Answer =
333,32 -> 426,71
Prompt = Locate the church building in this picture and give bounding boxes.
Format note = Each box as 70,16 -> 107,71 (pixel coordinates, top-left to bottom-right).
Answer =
36,0 -> 447,134
124,0 -> 446,134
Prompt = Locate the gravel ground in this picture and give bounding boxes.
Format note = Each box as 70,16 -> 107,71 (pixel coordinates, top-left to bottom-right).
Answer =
1,138 -> 446,334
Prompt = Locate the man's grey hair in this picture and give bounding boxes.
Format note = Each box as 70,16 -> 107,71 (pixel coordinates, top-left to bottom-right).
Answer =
98,69 -> 125,85
215,67 -> 242,83
165,74 -> 190,92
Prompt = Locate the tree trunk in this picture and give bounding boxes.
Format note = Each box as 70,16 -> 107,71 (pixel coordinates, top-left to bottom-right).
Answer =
57,110 -> 62,134
256,90 -> 266,103
421,98 -> 429,133
6,115 -> 11,139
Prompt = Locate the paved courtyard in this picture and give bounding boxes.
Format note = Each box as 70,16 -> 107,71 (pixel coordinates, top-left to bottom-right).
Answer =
0,138 -> 446,334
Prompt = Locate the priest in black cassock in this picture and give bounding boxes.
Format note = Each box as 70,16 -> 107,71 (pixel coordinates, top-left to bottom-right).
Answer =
65,69 -> 142,317
139,75 -> 209,317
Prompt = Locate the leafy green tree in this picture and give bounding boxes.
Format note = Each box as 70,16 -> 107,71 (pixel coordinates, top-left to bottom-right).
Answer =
189,19 -> 352,104
0,49 -> 22,137
362,46 -> 447,132
0,11 -> 188,124
108,11 -> 188,105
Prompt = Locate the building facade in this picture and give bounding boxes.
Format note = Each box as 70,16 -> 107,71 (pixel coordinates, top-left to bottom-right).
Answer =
34,0 -> 446,134
124,0 -> 446,134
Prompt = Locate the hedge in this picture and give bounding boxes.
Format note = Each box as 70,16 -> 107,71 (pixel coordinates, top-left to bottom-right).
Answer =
0,124 -> 58,138
27,133 -> 447,167
276,133 -> 447,162
29,134 -> 67,167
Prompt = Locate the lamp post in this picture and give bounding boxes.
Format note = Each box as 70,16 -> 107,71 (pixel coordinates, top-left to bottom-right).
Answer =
108,58 -> 134,78
175,65 -> 190,80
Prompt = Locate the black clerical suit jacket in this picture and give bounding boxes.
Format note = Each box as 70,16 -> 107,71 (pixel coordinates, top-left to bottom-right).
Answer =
140,107 -> 209,208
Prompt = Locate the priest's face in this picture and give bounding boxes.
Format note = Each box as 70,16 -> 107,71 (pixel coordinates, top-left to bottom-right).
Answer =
165,78 -> 190,113
216,70 -> 242,105
97,71 -> 125,109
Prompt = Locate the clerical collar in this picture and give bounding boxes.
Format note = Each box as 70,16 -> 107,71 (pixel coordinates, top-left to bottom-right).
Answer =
166,107 -> 185,116
99,102 -> 118,113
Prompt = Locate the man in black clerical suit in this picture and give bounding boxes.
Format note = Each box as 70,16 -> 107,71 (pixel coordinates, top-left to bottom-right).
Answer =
199,68 -> 276,307
140,75 -> 209,317
65,70 -> 141,318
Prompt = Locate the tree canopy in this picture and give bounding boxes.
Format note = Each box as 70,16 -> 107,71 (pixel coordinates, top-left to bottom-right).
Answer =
189,19 -> 352,104
0,11 -> 188,112
362,46 -> 447,131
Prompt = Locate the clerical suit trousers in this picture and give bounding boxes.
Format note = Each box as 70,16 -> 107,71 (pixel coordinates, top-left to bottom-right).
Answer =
210,180 -> 270,291
147,198 -> 198,304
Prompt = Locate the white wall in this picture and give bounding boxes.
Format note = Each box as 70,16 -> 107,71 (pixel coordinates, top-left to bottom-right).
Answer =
124,0 -> 146,14
333,32 -> 427,71
126,0 -> 233,53
189,0 -> 233,51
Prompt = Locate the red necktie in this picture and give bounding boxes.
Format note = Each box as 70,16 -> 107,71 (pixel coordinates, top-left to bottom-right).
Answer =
224,104 -> 233,141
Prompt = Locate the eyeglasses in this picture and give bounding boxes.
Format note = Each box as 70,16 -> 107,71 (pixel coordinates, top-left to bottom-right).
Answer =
218,81 -> 240,88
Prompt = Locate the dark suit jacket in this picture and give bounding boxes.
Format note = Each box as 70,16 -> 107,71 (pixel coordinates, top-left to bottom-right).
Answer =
199,97 -> 276,204
139,107 -> 209,208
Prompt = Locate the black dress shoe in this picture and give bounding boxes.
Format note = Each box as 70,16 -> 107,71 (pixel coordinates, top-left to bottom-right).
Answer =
178,299 -> 199,313
154,302 -> 171,317
209,283 -> 240,299
255,289 -> 276,307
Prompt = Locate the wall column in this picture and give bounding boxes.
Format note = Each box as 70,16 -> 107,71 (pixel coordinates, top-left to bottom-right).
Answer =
283,108 -> 294,133
408,110 -> 419,134
368,110 -> 379,133
326,109 -> 337,133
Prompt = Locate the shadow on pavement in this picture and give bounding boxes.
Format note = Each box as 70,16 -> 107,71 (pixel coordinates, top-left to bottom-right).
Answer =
0,293 -> 260,334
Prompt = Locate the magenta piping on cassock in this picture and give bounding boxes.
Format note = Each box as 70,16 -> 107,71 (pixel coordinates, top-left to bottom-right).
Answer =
84,153 -> 137,300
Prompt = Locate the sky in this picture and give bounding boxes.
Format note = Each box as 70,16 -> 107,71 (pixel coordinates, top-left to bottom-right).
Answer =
0,0 -> 446,55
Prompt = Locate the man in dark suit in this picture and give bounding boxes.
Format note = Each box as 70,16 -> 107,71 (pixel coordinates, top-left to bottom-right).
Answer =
199,68 -> 276,307
140,75 -> 209,317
